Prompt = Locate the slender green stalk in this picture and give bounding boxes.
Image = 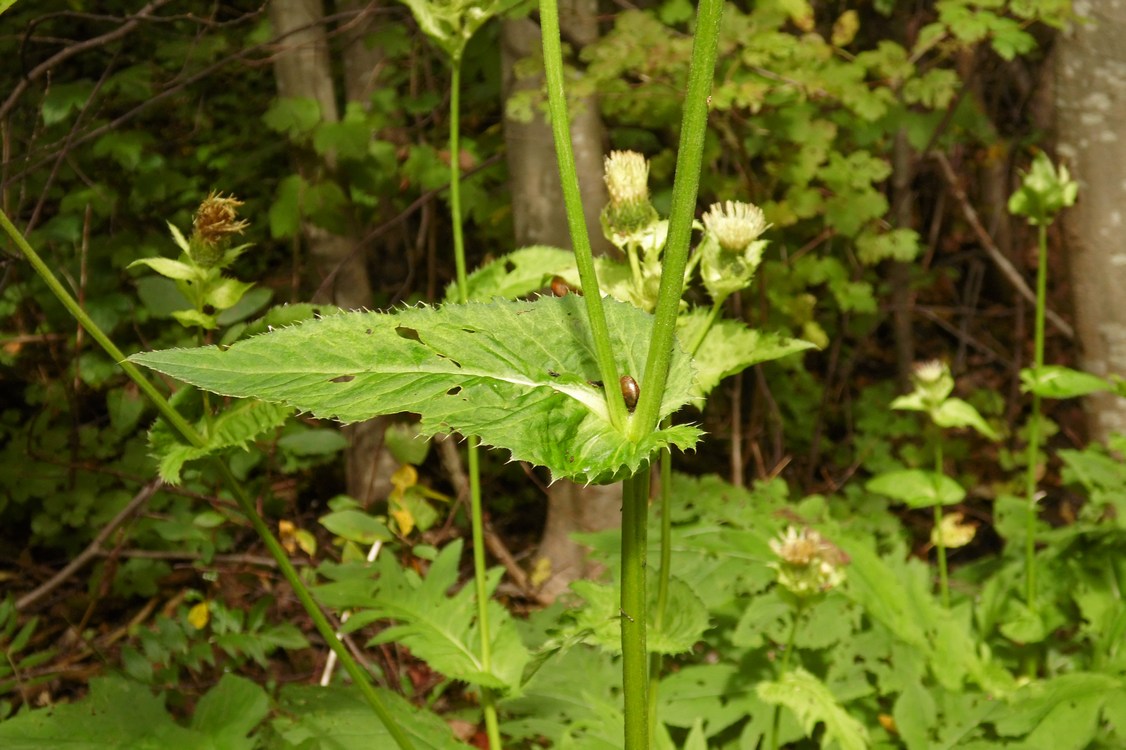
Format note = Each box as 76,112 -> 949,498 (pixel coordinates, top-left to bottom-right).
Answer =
448,57 -> 501,749
0,209 -> 417,750
769,602 -> 805,750
621,471 -> 651,750
932,433 -> 950,608
647,450 -> 673,739
633,0 -> 724,436
1024,222 -> 1049,609
539,0 -> 628,429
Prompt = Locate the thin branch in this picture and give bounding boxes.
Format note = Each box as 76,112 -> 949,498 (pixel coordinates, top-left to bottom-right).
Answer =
16,479 -> 162,611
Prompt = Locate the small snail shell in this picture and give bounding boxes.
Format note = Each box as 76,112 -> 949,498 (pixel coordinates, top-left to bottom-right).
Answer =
550,276 -> 570,297
620,375 -> 640,412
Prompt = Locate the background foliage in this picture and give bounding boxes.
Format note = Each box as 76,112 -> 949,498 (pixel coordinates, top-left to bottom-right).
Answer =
3,0 -> 1124,748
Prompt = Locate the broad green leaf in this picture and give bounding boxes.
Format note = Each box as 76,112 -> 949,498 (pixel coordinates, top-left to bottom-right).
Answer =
756,668 -> 870,750
325,540 -> 528,692
678,313 -> 816,397
990,673 -> 1123,741
129,257 -> 198,281
0,676 -> 210,748
1020,365 -> 1110,399
319,509 -> 391,544
272,684 -> 470,749
866,469 -> 965,509
446,245 -> 573,301
447,245 -> 633,304
130,295 -> 701,484
658,664 -> 757,737
190,675 -> 269,750
277,427 -> 348,456
932,397 -> 1000,439
566,574 -> 709,655
0,0 -> 18,16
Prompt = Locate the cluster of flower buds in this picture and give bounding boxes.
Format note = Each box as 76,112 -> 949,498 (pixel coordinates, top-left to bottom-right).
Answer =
600,150 -> 770,309
188,192 -> 249,269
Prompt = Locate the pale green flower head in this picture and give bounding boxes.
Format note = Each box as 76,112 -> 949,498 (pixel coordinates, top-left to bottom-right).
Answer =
769,526 -> 847,599
601,150 -> 660,248
1008,151 -> 1078,226
698,200 -> 769,302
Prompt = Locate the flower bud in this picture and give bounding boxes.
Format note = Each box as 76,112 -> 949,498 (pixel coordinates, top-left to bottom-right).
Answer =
189,192 -> 249,268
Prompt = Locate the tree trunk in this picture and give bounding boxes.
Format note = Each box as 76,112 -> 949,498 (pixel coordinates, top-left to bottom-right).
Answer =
1056,0 -> 1126,441
270,0 -> 394,504
501,7 -> 618,601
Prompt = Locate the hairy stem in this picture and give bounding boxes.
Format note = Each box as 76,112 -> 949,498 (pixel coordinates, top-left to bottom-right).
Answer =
632,0 -> 723,436
1024,222 -> 1049,610
621,471 -> 651,749
539,0 -> 628,428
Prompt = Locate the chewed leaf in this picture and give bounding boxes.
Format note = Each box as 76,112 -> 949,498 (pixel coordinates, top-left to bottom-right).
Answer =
130,295 -> 701,484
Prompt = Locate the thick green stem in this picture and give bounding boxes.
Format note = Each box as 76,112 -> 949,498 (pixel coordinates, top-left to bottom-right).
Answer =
621,472 -> 651,750
647,450 -> 673,739
1024,223 -> 1049,610
448,57 -> 501,749
539,0 -> 628,428
633,0 -> 724,436
0,209 -> 417,750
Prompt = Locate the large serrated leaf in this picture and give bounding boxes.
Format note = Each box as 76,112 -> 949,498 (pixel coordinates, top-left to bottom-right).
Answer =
131,295 -> 701,483
320,540 -> 528,692
678,312 -> 816,398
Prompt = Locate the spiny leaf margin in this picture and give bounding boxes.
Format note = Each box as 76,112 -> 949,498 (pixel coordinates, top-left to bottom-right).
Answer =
129,295 -> 701,484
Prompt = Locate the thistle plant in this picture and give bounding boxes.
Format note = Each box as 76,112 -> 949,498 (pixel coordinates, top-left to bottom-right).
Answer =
888,359 -> 998,606
1007,152 -> 1078,611
129,192 -> 254,333
766,526 -> 847,750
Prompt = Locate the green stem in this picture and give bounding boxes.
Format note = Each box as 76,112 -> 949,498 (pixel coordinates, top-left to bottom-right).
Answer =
0,209 -> 417,750
449,56 -> 501,749
1024,222 -> 1048,610
647,450 -> 673,740
633,0 -> 724,436
539,0 -> 628,428
933,431 -> 949,608
621,471 -> 651,750
769,602 -> 805,750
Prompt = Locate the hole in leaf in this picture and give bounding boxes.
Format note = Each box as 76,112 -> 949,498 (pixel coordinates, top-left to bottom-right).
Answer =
395,326 -> 422,342
202,304 -> 216,315
503,259 -> 516,273
548,370 -> 560,378
312,307 -> 322,318
447,386 -> 462,396
365,328 -> 373,335
462,327 -> 477,334
330,375 -> 355,383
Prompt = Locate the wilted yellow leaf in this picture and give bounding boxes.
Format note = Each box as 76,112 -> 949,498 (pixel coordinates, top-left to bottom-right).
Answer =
832,10 -> 859,47
391,464 -> 418,492
932,511 -> 976,548
529,557 -> 553,589
391,506 -> 415,537
188,601 -> 210,630
279,519 -> 297,554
